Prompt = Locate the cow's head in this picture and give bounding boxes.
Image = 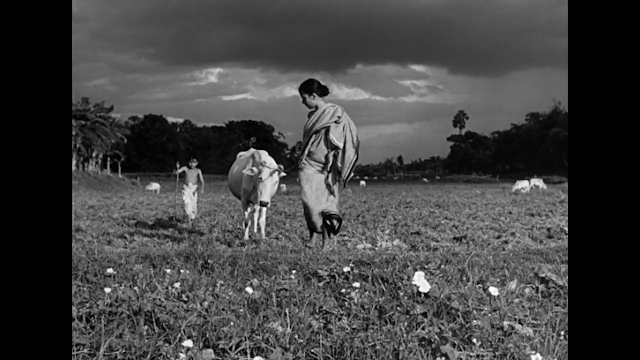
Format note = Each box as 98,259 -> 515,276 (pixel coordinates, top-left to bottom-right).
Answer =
243,161 -> 286,207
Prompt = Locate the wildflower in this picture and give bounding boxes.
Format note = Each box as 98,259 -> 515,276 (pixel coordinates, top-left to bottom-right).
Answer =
291,270 -> 296,274
488,286 -> 500,296
412,271 -> 431,293
343,266 -> 351,272
202,349 -> 215,360
180,269 -> 189,274
530,353 -> 542,360
181,339 -> 194,348
340,289 -> 346,293
472,338 -> 481,346
173,282 -> 181,289
352,282 -> 360,288
245,287 -> 254,294
104,287 -> 112,294
105,268 -> 116,275
165,269 -> 172,274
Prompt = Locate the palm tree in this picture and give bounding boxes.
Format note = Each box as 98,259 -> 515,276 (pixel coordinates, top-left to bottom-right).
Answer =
452,110 -> 469,135
72,97 -> 130,172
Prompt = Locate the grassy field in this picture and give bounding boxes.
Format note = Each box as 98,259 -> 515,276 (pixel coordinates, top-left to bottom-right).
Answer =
72,174 -> 568,360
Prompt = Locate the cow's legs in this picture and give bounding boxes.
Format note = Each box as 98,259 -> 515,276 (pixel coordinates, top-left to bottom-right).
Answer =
243,204 -> 252,241
258,206 -> 267,240
253,204 -> 260,234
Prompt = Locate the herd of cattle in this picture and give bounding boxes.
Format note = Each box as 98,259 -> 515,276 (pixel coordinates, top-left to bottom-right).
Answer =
141,149 -> 549,240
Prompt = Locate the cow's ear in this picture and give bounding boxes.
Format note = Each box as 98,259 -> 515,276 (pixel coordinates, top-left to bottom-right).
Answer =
243,167 -> 259,176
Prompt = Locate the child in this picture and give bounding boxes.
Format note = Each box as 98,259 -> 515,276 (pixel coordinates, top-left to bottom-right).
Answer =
175,158 -> 205,225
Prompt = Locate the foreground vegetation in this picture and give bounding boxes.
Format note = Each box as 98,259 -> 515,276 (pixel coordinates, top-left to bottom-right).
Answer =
72,175 -> 568,360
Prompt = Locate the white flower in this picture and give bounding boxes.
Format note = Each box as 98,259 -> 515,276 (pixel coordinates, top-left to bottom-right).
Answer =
173,282 -> 181,289
180,269 -> 189,274
352,282 -> 360,288
412,271 -> 431,293
472,338 -> 481,346
104,287 -> 112,294
245,287 -> 254,294
340,289 -> 346,293
181,339 -> 193,348
165,269 -> 172,274
105,268 -> 116,275
343,266 -> 351,272
530,353 -> 542,360
488,286 -> 500,296
291,270 -> 296,274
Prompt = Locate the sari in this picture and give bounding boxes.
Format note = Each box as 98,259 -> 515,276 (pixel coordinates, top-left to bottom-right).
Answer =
298,103 -> 359,235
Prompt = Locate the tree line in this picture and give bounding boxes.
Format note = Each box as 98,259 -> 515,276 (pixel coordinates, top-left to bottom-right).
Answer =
72,97 -> 567,177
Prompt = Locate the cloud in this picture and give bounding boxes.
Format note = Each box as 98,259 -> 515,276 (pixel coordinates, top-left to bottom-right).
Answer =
74,0 -> 567,77
188,68 -> 223,85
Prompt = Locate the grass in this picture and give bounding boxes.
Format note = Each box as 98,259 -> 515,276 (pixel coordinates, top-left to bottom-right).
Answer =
72,175 -> 568,360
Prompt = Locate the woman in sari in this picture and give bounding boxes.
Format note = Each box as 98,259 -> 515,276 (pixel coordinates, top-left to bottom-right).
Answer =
297,79 -> 360,249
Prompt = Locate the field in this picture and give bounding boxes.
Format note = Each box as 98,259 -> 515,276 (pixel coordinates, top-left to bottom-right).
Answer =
72,175 -> 568,360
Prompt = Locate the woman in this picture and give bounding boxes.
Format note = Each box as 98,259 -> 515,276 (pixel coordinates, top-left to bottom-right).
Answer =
297,78 -> 360,248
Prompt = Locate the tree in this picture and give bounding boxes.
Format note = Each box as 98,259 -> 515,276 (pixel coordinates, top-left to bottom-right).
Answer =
452,110 -> 469,135
72,97 -> 129,172
396,155 -> 404,166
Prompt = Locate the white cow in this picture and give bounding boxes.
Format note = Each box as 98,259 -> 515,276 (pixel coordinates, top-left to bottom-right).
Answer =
512,180 -> 531,193
145,182 -> 161,194
360,180 -> 366,187
435,175 -> 440,180
279,184 -> 287,193
422,178 -> 429,183
363,176 -> 369,180
228,148 -> 286,242
529,178 -> 547,189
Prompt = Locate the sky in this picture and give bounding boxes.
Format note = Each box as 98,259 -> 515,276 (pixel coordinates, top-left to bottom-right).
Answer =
72,0 -> 568,164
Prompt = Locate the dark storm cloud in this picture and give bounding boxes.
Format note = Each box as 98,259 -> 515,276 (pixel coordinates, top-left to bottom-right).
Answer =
75,0 -> 568,77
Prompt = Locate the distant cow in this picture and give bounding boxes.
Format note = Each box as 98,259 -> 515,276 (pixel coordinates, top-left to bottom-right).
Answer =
435,175 -> 440,180
373,177 -> 378,180
512,180 -> 531,193
422,178 -> 429,183
228,148 -> 286,242
529,178 -> 547,189
360,180 -> 366,187
145,182 -> 161,194
363,176 -> 369,180
279,184 -> 287,193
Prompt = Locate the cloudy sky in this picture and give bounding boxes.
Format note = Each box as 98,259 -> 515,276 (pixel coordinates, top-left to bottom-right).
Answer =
72,0 -> 568,164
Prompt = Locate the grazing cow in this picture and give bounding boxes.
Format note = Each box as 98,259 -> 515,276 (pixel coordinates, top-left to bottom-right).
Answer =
279,184 -> 287,193
529,178 -> 547,189
354,176 -> 360,180
360,180 -> 366,187
363,176 -> 369,180
435,175 -> 440,180
145,182 -> 161,194
228,148 -> 286,242
422,178 -> 429,183
512,180 -> 531,193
